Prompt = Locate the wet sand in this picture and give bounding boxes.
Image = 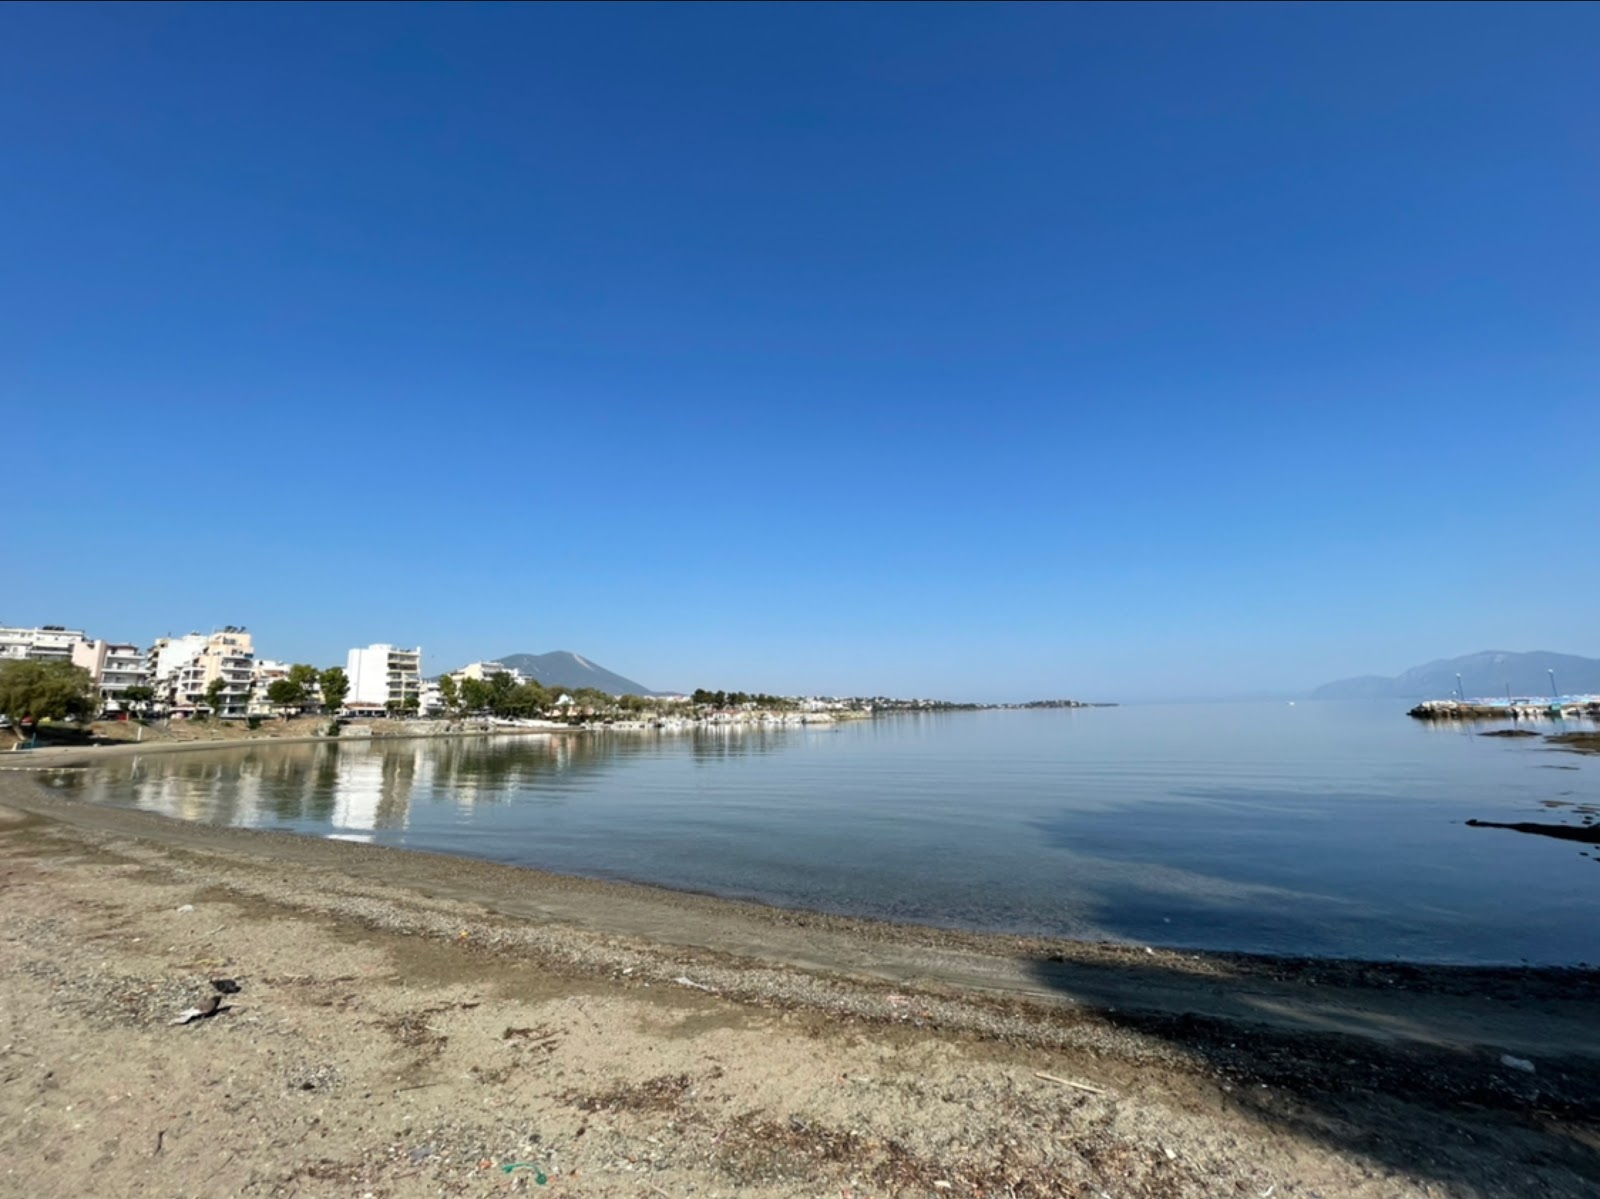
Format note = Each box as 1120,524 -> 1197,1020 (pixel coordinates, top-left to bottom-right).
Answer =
3,770 -> 1600,1198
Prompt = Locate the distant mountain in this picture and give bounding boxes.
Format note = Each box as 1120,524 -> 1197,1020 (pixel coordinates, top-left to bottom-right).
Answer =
494,651 -> 668,697
1313,651 -> 1600,701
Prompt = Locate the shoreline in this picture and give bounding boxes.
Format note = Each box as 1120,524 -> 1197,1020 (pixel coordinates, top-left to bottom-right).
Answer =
4,770 -> 1597,1028
6,748 -> 1598,972
4,771 -> 1600,1197
0,722 -> 584,767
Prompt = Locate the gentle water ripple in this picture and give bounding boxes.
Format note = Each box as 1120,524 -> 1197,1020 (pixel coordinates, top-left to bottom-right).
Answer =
51,702 -> 1600,964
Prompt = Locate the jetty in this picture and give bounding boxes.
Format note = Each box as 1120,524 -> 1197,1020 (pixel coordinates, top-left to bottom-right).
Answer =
1408,696 -> 1600,721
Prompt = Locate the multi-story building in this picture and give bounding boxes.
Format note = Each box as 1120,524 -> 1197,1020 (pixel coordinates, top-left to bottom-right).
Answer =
416,679 -> 446,717
0,624 -> 87,663
148,628 -> 255,716
447,660 -> 524,684
346,643 -> 423,710
249,659 -> 291,716
70,640 -> 150,709
146,633 -> 208,704
248,659 -> 321,716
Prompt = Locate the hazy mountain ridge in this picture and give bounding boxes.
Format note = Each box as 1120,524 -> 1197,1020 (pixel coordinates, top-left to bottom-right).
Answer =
1313,651 -> 1600,700
494,651 -> 669,697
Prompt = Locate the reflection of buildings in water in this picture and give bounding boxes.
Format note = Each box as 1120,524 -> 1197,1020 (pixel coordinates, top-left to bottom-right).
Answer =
119,753 -> 279,828
135,760 -> 229,822
331,745 -> 385,835
320,742 -> 422,835
374,745 -> 417,830
230,758 -> 266,828
419,735 -> 574,808
410,744 -> 438,797
689,724 -> 796,761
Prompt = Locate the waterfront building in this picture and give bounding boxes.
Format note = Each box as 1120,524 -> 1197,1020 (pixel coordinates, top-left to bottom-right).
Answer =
346,643 -> 423,710
448,660 -> 523,684
145,633 -> 209,703
416,679 -> 446,716
147,628 -> 255,716
0,624 -> 87,663
70,640 -> 150,708
248,658 -> 314,715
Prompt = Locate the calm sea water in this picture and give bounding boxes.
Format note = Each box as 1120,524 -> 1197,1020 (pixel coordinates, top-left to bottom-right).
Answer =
54,702 -> 1600,964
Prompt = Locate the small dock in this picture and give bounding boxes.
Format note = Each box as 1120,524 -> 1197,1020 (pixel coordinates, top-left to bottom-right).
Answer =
1408,697 -> 1600,721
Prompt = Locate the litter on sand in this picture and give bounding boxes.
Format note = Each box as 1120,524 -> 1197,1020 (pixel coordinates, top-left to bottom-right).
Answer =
500,1162 -> 548,1184
1035,1070 -> 1112,1096
169,995 -> 225,1025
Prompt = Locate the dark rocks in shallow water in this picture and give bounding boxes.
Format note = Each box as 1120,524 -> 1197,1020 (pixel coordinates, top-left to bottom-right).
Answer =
1549,732 -> 1600,755
1479,729 -> 1539,738
1465,819 -> 1600,845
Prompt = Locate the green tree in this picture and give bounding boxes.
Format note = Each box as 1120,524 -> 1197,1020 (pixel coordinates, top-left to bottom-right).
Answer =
571,687 -> 611,711
0,660 -> 96,725
319,667 -> 350,713
502,680 -> 549,717
487,670 -> 517,715
266,678 -> 307,717
460,677 -> 491,713
204,676 -> 229,716
119,684 -> 157,717
438,674 -> 460,714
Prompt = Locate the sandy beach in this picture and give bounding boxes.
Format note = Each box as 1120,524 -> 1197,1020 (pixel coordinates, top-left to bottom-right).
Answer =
3,766 -> 1599,1199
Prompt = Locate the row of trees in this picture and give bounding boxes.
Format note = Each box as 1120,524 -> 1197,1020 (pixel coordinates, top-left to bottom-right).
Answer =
264,665 -> 349,717
0,661 -> 810,730
689,689 -> 795,710
0,659 -> 358,728
436,671 -> 610,719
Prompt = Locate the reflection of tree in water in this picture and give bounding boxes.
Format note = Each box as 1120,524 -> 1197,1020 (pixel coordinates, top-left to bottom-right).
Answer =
424,735 -> 642,805
689,726 -> 801,762
375,745 -> 417,829
109,743 -> 343,825
86,730 -> 811,826
307,743 -> 340,822
242,743 -> 337,823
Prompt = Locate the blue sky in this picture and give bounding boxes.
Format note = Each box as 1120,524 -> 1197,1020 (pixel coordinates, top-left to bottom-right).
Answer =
5,2 -> 1597,701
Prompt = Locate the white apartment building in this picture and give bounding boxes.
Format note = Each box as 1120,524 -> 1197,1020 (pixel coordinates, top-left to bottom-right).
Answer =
416,679 -> 446,717
249,659 -> 290,716
0,624 -> 87,662
148,628 -> 255,716
448,660 -> 524,684
146,633 -> 210,689
70,640 -> 150,708
346,643 -> 423,710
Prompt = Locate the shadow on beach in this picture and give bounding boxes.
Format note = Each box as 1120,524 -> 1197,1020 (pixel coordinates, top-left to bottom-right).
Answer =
1023,952 -> 1600,1197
